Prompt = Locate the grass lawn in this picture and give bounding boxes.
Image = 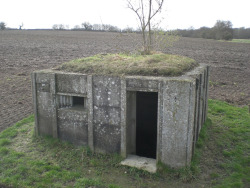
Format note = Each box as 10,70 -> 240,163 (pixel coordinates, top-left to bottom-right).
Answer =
231,39 -> 250,44
0,99 -> 249,188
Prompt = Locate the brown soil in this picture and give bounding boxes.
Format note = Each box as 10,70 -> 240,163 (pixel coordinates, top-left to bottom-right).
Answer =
1,30 -> 249,132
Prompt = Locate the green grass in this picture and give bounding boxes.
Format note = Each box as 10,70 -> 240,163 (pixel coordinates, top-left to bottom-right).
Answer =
0,138 -> 11,146
207,100 -> 250,187
0,116 -> 122,188
0,100 -> 249,187
231,39 -> 250,44
55,53 -> 198,77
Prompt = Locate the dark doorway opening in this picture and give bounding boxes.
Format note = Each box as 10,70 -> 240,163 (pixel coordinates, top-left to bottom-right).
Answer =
136,92 -> 158,159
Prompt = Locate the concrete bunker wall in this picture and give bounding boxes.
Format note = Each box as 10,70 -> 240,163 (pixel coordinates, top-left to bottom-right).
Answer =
32,64 -> 209,168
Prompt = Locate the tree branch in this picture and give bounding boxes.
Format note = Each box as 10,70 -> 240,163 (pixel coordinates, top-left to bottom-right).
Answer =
127,0 -> 144,29
149,0 -> 164,20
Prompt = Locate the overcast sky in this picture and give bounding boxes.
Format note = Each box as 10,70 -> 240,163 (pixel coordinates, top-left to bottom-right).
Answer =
1,0 -> 249,30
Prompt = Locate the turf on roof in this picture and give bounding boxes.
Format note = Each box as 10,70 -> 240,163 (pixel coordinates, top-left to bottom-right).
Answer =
56,53 -> 198,77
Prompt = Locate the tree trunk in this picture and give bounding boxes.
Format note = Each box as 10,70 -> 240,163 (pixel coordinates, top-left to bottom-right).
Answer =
148,0 -> 152,54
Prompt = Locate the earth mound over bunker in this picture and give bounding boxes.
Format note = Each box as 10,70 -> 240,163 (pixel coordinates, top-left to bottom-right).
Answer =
56,53 -> 198,77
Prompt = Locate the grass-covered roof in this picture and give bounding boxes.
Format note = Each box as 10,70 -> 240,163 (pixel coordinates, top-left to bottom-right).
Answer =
56,53 -> 198,77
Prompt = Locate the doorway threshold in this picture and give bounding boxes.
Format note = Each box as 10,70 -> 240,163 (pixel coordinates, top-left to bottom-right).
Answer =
121,155 -> 157,173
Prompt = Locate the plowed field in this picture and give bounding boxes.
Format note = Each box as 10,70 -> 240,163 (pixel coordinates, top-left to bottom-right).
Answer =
0,30 -> 249,132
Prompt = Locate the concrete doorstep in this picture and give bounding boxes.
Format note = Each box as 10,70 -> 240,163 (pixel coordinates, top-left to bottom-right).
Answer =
121,155 -> 157,173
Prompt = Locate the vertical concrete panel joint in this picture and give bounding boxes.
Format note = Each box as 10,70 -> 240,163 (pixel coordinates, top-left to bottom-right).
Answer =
87,75 -> 94,151
186,82 -> 195,165
51,73 -> 58,138
157,81 -> 163,162
31,72 -> 39,136
120,78 -> 127,157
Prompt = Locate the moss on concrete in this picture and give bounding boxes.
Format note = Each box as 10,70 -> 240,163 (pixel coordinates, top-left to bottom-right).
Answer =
56,53 -> 198,77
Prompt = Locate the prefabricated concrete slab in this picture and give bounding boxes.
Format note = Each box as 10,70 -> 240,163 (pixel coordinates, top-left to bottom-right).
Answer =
121,155 -> 157,173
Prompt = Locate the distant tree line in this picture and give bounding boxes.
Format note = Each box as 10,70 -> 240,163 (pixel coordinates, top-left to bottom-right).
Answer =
52,22 -> 138,33
72,22 -> 139,33
0,21 -> 24,30
52,24 -> 70,30
176,20 -> 250,40
73,22 -> 121,32
233,27 -> 250,39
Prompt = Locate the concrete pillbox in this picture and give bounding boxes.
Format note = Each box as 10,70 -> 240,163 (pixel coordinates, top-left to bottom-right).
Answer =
32,63 -> 209,169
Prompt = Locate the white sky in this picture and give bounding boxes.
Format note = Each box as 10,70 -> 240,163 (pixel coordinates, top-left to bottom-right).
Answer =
0,0 -> 250,30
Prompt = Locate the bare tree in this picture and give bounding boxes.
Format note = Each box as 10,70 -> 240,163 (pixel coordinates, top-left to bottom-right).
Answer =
82,22 -> 93,31
127,0 -> 164,54
19,23 -> 23,30
213,20 -> 233,40
52,24 -> 59,30
0,22 -> 6,30
52,24 -> 66,30
58,24 -> 65,30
